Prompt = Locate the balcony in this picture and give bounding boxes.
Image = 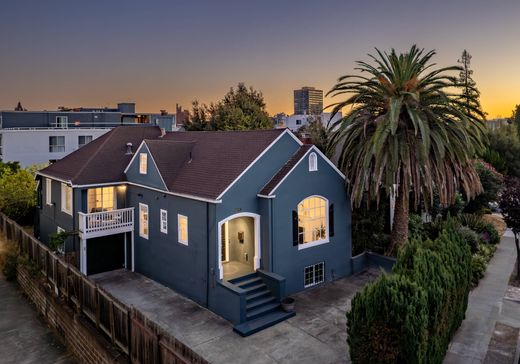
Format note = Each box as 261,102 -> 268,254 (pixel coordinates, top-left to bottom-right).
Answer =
78,207 -> 134,239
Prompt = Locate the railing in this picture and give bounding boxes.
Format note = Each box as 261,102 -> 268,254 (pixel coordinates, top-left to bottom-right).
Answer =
0,212 -> 208,364
78,207 -> 134,238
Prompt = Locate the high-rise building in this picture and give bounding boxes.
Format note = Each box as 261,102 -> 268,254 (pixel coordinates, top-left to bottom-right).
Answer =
293,87 -> 323,115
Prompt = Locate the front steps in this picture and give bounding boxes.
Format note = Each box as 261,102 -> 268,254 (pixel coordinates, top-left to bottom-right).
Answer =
229,272 -> 295,337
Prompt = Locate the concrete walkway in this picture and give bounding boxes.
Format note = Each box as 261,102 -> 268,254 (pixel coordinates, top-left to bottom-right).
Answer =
0,274 -> 76,364
445,229 -> 520,363
93,268 -> 380,364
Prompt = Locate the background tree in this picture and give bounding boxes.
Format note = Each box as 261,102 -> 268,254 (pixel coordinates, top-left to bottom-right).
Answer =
0,167 -> 37,222
499,177 -> 520,278
482,124 -> 520,177
457,50 -> 485,119
511,104 -> 520,138
328,45 -> 485,253
185,83 -> 273,131
295,115 -> 329,154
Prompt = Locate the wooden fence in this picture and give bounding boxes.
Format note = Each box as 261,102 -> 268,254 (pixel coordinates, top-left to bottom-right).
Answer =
0,212 -> 208,364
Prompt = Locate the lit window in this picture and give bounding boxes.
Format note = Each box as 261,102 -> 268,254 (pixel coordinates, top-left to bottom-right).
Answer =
178,214 -> 188,245
298,196 -> 327,246
139,153 -> 147,174
87,187 -> 115,212
49,136 -> 65,153
55,116 -> 68,128
139,203 -> 149,239
309,152 -> 318,171
304,262 -> 324,288
78,135 -> 93,148
160,209 -> 168,234
61,183 -> 72,215
46,178 -> 52,205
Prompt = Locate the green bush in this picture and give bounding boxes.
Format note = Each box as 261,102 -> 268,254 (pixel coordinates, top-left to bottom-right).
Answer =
477,243 -> 496,263
457,213 -> 485,230
347,274 -> 429,363
408,213 -> 425,238
0,244 -> 19,281
457,226 -> 480,253
351,199 -> 390,255
475,222 -> 500,245
347,221 -> 472,364
471,255 -> 487,285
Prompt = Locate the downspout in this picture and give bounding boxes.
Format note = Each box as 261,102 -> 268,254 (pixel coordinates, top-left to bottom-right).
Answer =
206,202 -> 210,308
270,199 -> 274,272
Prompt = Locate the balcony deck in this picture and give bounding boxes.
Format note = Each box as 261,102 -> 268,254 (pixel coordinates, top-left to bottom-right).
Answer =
78,207 -> 134,239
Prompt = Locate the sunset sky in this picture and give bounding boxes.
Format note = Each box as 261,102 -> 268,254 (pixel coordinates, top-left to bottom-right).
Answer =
0,0 -> 518,118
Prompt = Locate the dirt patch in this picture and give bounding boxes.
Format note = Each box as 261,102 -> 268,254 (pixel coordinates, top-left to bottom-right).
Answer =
483,322 -> 519,364
482,214 -> 507,236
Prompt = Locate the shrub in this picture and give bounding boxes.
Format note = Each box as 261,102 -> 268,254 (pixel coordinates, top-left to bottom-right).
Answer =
471,255 -> 487,285
347,274 -> 428,363
347,221 -> 472,364
477,243 -> 496,262
476,222 -> 500,245
464,160 -> 503,214
0,168 -> 37,222
457,226 -> 480,253
351,199 -> 390,255
457,213 -> 484,231
409,213 -> 425,238
0,243 -> 19,281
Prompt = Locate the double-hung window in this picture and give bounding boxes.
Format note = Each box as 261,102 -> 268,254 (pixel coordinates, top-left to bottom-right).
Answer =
49,136 -> 65,153
78,135 -> 93,148
178,214 -> 188,245
55,116 -> 68,128
139,203 -> 149,239
297,196 -> 328,248
61,183 -> 72,215
160,209 -> 168,234
46,178 -> 52,205
139,153 -> 147,174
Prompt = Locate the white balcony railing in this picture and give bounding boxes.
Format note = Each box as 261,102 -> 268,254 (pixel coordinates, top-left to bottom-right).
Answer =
78,207 -> 134,239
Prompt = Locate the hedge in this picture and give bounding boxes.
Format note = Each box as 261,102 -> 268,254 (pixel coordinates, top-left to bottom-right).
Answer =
347,220 -> 472,364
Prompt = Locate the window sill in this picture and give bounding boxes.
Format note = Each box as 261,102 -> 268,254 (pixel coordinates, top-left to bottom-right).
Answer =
298,239 -> 330,250
61,208 -> 72,216
178,240 -> 188,246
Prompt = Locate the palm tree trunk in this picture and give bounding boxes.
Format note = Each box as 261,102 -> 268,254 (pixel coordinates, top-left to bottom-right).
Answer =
387,183 -> 409,255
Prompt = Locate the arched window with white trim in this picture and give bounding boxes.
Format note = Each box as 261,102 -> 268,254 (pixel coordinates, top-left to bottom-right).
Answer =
308,152 -> 318,171
297,196 -> 328,246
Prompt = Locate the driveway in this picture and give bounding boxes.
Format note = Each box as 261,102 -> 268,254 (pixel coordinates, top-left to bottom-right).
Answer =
92,268 -> 380,364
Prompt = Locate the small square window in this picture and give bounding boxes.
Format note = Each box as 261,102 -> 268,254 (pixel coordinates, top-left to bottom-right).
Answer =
160,209 -> 168,234
139,153 -> 147,174
78,135 -> 93,148
49,136 -> 65,153
304,262 -> 324,288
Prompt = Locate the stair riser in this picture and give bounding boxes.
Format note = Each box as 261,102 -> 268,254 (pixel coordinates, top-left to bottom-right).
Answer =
246,297 -> 277,311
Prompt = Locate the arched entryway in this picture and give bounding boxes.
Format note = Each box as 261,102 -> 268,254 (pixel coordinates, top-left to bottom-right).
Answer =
218,212 -> 260,280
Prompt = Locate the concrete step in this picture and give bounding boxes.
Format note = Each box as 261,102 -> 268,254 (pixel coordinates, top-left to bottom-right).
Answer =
234,309 -> 296,337
246,302 -> 280,321
243,283 -> 267,295
236,277 -> 263,289
246,296 -> 277,311
246,289 -> 271,302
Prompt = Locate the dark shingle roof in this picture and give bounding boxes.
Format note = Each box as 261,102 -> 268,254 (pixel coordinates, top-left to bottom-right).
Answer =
40,125 -> 162,185
159,129 -> 286,199
259,144 -> 313,196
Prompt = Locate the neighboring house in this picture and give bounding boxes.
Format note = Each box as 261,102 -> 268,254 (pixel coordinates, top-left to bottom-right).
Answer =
0,103 -> 176,167
35,125 -> 352,336
275,112 -> 342,132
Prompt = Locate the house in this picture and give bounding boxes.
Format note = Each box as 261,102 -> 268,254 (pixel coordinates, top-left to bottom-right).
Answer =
0,103 -> 176,167
274,112 -> 343,132
36,125 -> 352,336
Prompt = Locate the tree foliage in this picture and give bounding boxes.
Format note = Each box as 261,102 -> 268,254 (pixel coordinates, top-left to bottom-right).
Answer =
327,45 -> 486,251
185,83 -> 273,131
482,125 -> 520,177
500,178 -> 520,233
0,167 -> 37,222
464,160 -> 503,213
512,104 -> 520,139
295,116 -> 329,155
457,50 -> 485,120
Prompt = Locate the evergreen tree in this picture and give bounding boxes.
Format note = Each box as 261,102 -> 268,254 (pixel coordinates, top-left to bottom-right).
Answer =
511,104 -> 520,138
458,50 -> 485,120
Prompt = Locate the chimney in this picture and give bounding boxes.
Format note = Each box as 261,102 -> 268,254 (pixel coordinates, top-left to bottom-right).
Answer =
125,142 -> 133,155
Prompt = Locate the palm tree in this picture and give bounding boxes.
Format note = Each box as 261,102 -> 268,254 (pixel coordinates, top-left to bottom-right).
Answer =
327,45 -> 485,253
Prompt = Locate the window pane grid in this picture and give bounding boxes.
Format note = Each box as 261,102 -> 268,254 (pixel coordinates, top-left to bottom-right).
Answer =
298,197 -> 327,245
304,262 -> 325,288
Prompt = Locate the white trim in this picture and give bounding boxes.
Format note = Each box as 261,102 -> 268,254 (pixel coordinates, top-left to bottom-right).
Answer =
45,178 -> 52,205
309,152 -> 318,171
80,238 -> 87,274
60,183 -> 72,215
139,153 -> 148,174
139,203 -> 149,239
123,140 -> 145,174
268,146 -> 345,196
297,195 -> 330,250
73,181 -> 126,188
215,129 -> 302,201
285,128 -> 304,146
36,172 -> 70,185
257,194 -> 276,199
177,214 -> 188,245
125,181 -> 222,204
144,142 -> 168,190
160,209 -> 168,234
217,212 -> 261,280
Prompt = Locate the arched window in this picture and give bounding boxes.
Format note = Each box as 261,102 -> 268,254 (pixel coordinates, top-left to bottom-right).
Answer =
297,196 -> 327,245
309,152 -> 318,171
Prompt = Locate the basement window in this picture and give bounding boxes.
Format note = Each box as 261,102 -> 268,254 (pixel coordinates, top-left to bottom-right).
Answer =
304,262 -> 324,288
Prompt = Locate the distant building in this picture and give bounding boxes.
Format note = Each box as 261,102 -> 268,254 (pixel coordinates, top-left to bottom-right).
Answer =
486,118 -> 511,131
294,87 -> 323,115
0,102 -> 176,166
175,104 -> 189,129
275,112 -> 342,132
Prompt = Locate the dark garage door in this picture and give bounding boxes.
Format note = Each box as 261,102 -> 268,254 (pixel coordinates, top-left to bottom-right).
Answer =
87,233 -> 125,275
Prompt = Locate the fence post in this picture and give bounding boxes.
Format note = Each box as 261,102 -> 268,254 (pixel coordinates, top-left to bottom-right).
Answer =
95,287 -> 100,330
109,300 -> 116,344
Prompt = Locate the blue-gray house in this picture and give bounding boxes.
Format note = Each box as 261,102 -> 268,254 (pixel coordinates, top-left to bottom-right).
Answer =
36,125 -> 352,335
